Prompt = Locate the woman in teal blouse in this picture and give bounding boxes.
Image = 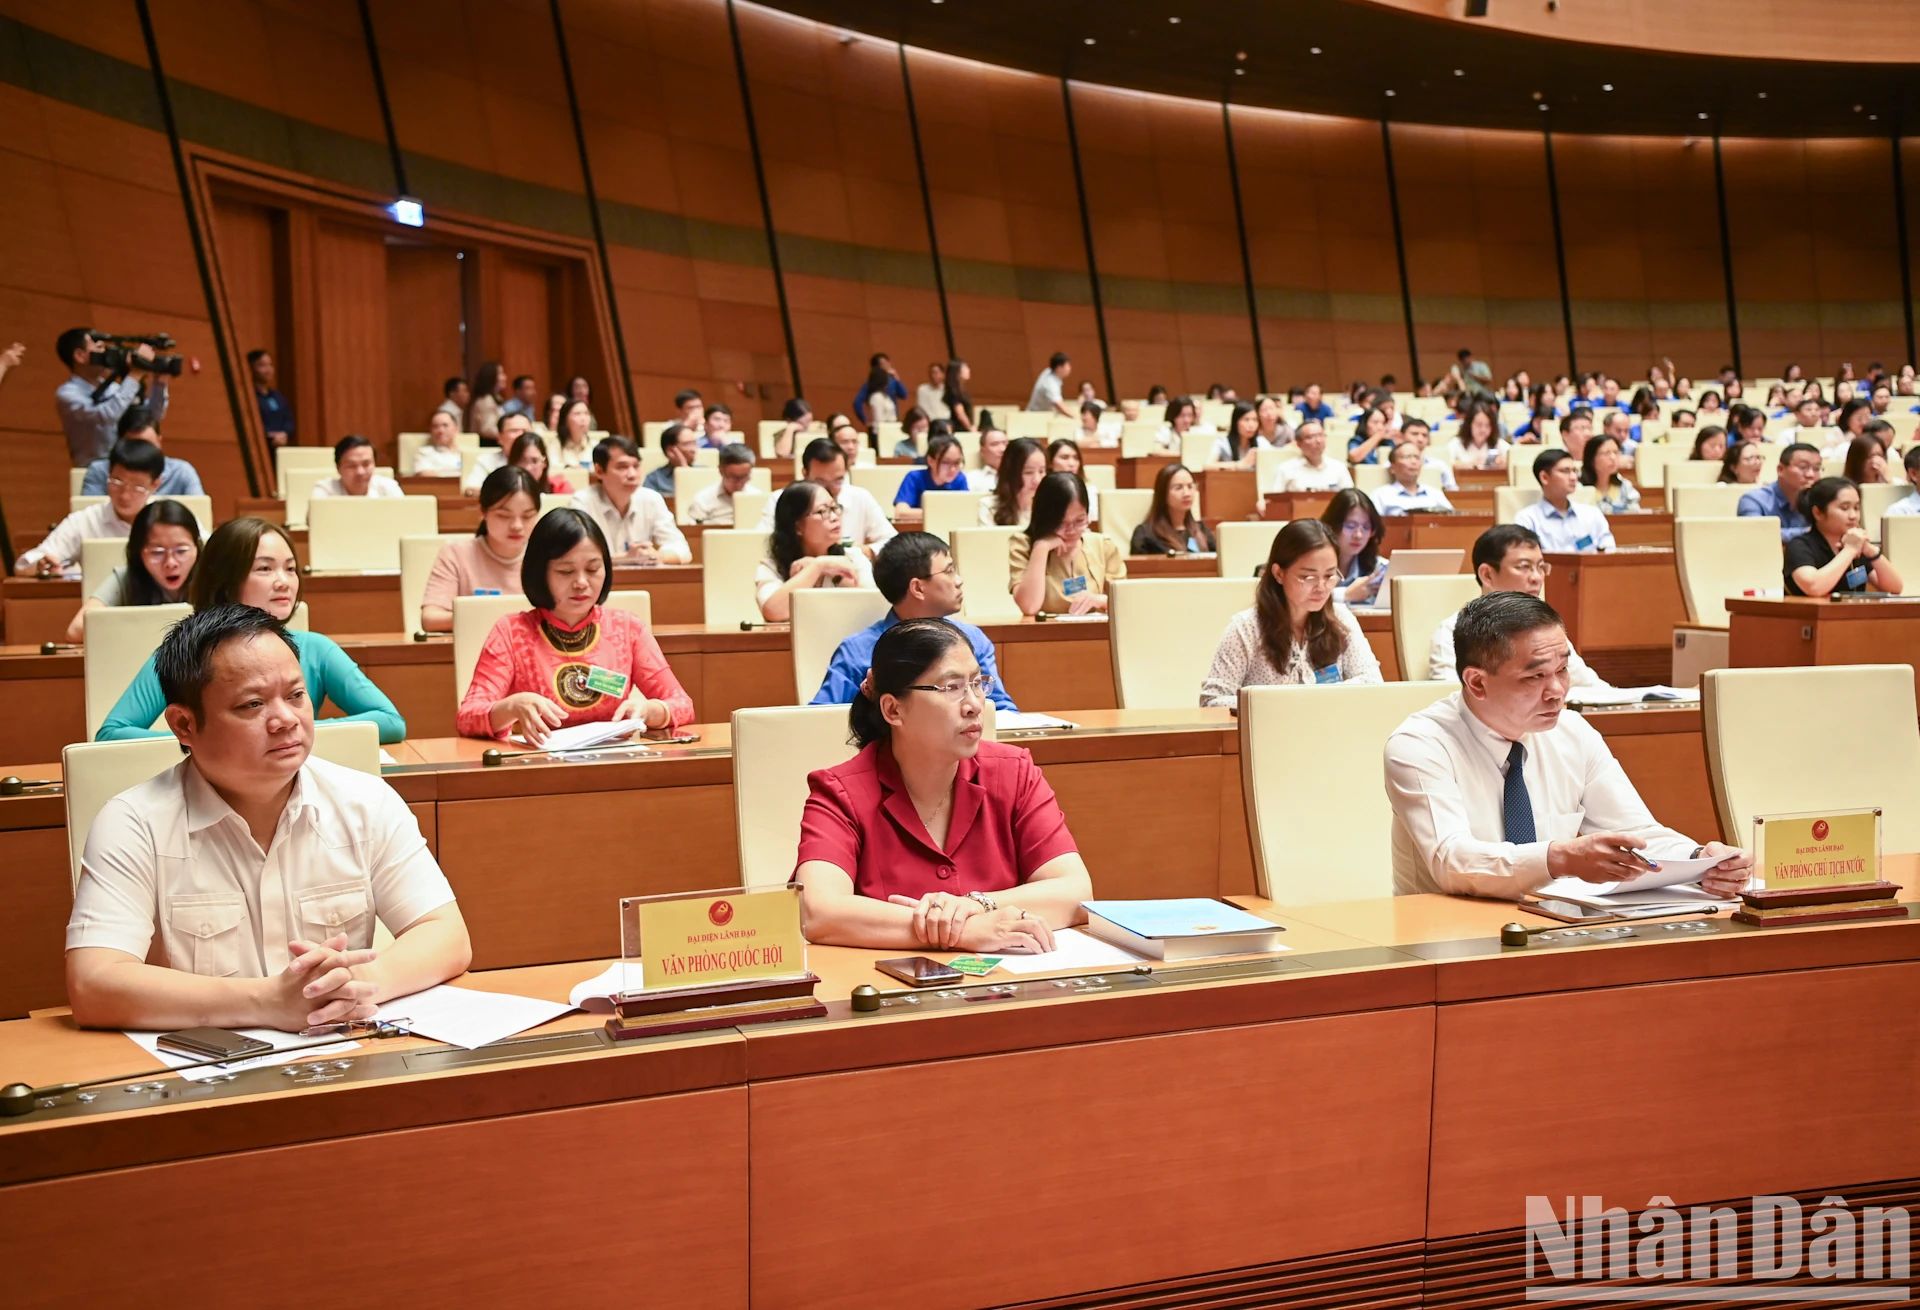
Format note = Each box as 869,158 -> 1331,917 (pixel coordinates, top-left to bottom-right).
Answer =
96,517 -> 406,743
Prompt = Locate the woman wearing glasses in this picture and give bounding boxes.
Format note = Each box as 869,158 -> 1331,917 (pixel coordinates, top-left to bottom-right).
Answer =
793,618 -> 1092,951
1200,519 -> 1380,707
754,480 -> 875,622
63,498 -> 200,642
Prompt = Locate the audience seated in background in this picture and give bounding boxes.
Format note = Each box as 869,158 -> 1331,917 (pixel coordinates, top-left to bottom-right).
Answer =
1737,441 -> 1822,541
420,467 -> 540,633
646,421 -> 698,497
1385,591 -> 1750,899
702,403 -> 734,450
1843,429 -> 1893,486
811,532 -> 1017,710
554,398 -> 595,469
1888,447 -> 1920,516
1581,433 -> 1640,514
1323,489 -> 1386,605
1397,419 -> 1457,490
758,438 -> 896,556
756,481 -> 876,622
1212,400 -> 1264,468
1130,462 -> 1216,555
64,498 -> 200,644
1447,405 -> 1508,471
1270,421 -> 1354,494
972,427 -> 1007,494
674,389 -> 704,431
1371,441 -> 1454,516
564,376 -> 597,429
411,410 -> 464,477
17,437 -> 163,575
1044,438 -> 1100,520
1784,477 -> 1904,598
501,427 -> 572,495
460,413 -> 536,494
313,434 -> 404,500
436,375 -> 470,426
469,362 -> 507,441
98,517 -> 405,743
684,443 -> 758,525
892,433 -> 970,525
1346,405 -> 1395,465
81,405 -> 202,496
1010,472 -> 1125,616
890,406 -> 930,460
1690,426 -> 1727,464
771,397 -> 813,461
984,438 -> 1046,527
1155,396 -> 1212,450
1516,450 -> 1614,553
500,373 -> 540,422
457,509 -> 693,744
573,435 -> 691,565
794,618 -> 1089,951
1295,382 -> 1333,422
1201,519 -> 1380,706
1430,524 -> 1611,689
67,605 -> 469,1033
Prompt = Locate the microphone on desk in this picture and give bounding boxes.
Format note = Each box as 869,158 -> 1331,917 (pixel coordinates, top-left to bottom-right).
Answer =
0,778 -> 56,797
737,621 -> 790,631
38,642 -> 79,655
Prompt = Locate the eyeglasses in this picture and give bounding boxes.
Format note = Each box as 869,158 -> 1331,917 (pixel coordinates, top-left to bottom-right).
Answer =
1511,561 -> 1554,579
106,478 -> 153,499
905,674 -> 994,703
142,545 -> 196,564
808,503 -> 844,521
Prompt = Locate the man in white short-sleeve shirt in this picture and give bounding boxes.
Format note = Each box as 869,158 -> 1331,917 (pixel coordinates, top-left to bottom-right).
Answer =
571,434 -> 691,564
310,434 -> 404,500
65,606 -> 471,1032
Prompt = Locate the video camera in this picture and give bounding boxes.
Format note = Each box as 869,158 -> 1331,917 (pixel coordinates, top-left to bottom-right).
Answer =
87,332 -> 185,379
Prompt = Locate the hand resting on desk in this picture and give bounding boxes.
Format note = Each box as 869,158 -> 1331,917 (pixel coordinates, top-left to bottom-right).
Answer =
1549,833 -> 1751,899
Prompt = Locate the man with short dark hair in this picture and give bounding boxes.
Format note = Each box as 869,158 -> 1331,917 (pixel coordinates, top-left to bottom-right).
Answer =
685,443 -> 759,526
1515,449 -> 1614,554
1295,382 -> 1333,422
1385,591 -> 1750,898
17,438 -> 164,574
1885,446 -> 1920,518
757,437 -> 895,555
55,326 -> 171,465
64,604 -> 471,1032
702,403 -> 734,449
811,532 -> 1017,710
460,412 -> 533,494
674,388 -> 705,429
1737,441 -> 1822,542
1785,393 -> 1826,441
80,404 -> 203,495
1559,407 -> 1595,463
575,434 -> 690,564
645,421 -> 700,497
247,348 -> 293,446
1428,524 -> 1609,689
437,376 -> 470,425
501,374 -> 539,421
1026,351 -> 1075,419
312,434 -> 404,499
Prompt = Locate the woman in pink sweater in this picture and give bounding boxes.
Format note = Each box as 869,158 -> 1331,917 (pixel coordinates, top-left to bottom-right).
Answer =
456,509 -> 694,744
421,466 -> 540,632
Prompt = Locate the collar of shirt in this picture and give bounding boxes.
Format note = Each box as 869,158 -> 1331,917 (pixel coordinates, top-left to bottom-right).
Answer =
183,758 -> 314,844
1452,692 -> 1529,776
874,743 -> 986,860
1537,499 -> 1580,520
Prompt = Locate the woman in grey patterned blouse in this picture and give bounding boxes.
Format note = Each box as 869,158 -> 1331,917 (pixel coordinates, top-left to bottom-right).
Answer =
1200,519 -> 1381,706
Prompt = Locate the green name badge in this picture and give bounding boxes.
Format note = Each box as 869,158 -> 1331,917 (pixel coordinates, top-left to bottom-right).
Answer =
946,956 -> 1003,976
584,666 -> 629,698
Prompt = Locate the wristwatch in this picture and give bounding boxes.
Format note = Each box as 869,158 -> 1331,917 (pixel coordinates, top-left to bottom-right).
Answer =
966,891 -> 998,912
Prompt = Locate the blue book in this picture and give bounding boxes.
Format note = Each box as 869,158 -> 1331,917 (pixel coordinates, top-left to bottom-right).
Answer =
1081,899 -> 1287,961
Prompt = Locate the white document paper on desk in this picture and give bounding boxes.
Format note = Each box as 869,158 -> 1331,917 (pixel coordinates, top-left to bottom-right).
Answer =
509,719 -> 644,751
1569,685 -> 1700,708
375,985 -> 573,1049
1535,854 -> 1732,907
125,1029 -> 360,1081
995,712 -> 1080,732
991,928 -> 1148,975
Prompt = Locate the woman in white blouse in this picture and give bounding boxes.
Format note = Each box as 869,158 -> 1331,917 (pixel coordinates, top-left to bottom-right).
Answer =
1446,404 -> 1508,471
1200,519 -> 1380,706
754,480 -> 875,621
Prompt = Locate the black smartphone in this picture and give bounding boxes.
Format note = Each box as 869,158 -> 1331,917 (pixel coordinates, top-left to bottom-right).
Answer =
875,956 -> 966,988
156,1027 -> 275,1061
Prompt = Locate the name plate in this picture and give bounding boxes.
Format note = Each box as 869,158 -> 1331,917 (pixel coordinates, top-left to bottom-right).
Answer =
1753,809 -> 1881,890
624,886 -> 808,993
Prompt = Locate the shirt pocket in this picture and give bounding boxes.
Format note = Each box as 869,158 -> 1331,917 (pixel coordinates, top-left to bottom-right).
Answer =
167,894 -> 250,978
295,880 -> 375,948
1546,811 -> 1586,843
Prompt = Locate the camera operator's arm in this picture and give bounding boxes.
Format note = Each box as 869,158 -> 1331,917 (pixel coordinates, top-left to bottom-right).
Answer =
133,343 -> 169,423
0,342 -> 23,387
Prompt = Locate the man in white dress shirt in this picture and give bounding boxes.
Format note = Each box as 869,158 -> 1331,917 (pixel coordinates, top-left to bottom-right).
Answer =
1429,525 -> 1610,690
1370,442 -> 1455,516
459,414 -> 533,494
1514,449 -> 1614,553
572,435 -> 691,564
1386,592 -> 1749,899
1886,446 -> 1920,517
14,437 -> 160,574
757,438 -> 895,557
311,434 -> 405,500
684,442 -> 757,525
65,606 -> 471,1031
1026,351 -> 1075,418
1270,422 -> 1355,494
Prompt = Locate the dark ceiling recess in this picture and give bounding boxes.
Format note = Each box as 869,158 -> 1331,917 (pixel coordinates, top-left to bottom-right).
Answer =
756,0 -> 1920,138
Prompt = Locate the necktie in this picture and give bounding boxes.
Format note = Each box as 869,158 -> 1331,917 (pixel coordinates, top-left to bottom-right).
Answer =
1503,741 -> 1537,844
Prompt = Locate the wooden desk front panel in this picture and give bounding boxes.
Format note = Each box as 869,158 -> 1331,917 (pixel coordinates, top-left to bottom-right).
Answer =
4,581 -> 79,647
0,653 -> 83,764
3,1087 -> 750,1310
1583,708 -> 1721,842
996,634 -> 1118,710
1427,960 -> 1920,1239
0,827 -> 71,1019
748,1006 -> 1434,1309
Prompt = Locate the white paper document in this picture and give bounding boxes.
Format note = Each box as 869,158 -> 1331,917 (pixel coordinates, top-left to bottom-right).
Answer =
375,985 -> 573,1049
378,749 -> 398,765
1568,685 -> 1701,707
995,712 -> 1080,732
125,1028 -> 360,1081
510,719 -> 644,751
568,961 -> 642,1013
1534,853 -> 1735,909
990,928 -> 1149,975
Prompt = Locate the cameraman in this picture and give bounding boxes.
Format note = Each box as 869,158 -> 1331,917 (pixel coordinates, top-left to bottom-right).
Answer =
54,328 -> 170,466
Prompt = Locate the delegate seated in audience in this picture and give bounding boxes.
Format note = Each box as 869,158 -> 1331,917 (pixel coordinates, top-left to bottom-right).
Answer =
437,375 -> 470,425
1346,405 -> 1395,465
1581,433 -> 1640,514
419,467 -> 541,633
1843,431 -> 1893,486
1269,421 -> 1354,493
645,421 -> 699,497
1155,396 -> 1212,449
457,509 -> 693,744
758,438 -> 896,556
63,499 -> 200,643
501,428 -> 573,495
1888,447 -> 1920,516
811,532 -> 1017,711
1211,400 -> 1264,468
1323,488 -> 1386,605
1558,407 -> 1594,463
1130,462 -> 1216,555
1397,419 -> 1458,489
554,398 -> 595,469
1516,450 -> 1614,553
972,427 -> 1007,494
1385,591 -> 1751,899
460,413 -> 538,494
1447,405 -> 1508,470
573,435 -> 691,564
684,442 -> 758,525
313,434 -> 404,499
756,480 -> 877,621
1598,410 -> 1640,460
1719,439 -> 1765,484
702,403 -> 734,449
81,404 -> 202,496
1738,441 -> 1822,541
1010,472 -> 1125,616
674,388 -> 704,431
16,437 -> 163,575
793,618 -> 1090,952
983,437 -> 1045,527
771,396 -> 812,460
1371,441 -> 1454,516
1784,477 -> 1904,598
1783,393 -> 1828,444
892,433 -> 970,524
99,518 -> 406,743
412,410 -> 465,477
1078,397 -> 1117,447
1690,426 -> 1727,464
827,414 -> 870,468
1201,519 -> 1380,705
1430,524 -> 1610,689
1045,438 -> 1100,520
891,406 -> 931,459
67,605 -> 470,1032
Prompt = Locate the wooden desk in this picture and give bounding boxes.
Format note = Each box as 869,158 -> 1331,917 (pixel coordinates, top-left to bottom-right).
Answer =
1544,548 -> 1687,685
1728,595 -> 1920,702
2,578 -> 79,647
1197,467 -> 1258,523
1381,513 -> 1489,560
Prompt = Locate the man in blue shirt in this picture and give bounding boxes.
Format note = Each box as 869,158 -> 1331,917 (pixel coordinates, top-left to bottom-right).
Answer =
79,405 -> 202,496
1514,450 -> 1614,553
812,532 -> 1017,711
247,349 -> 293,447
1295,382 -> 1333,422
1737,442 -> 1822,542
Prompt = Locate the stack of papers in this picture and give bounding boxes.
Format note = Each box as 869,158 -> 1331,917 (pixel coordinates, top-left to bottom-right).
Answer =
996,712 -> 1079,732
510,720 -> 645,751
989,928 -> 1147,974
373,985 -> 573,1049
1567,686 -> 1700,708
1534,854 -> 1736,911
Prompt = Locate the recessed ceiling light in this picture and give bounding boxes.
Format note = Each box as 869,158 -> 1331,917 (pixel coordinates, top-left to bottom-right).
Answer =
1385,89 -> 1396,97
1453,68 -> 1465,76
1235,68 -> 1244,75
1698,111 -> 1709,119
1083,37 -> 1095,44
1871,114 -> 1880,121
1602,83 -> 1613,91
1236,51 -> 1248,61
1757,91 -> 1767,99
1168,15 -> 1180,22
1539,104 -> 1549,111
1854,104 -> 1864,112
1309,46 -> 1321,54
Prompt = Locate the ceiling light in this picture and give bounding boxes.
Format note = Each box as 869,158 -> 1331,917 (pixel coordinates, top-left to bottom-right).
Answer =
1871,114 -> 1879,121
1385,89 -> 1396,97
387,197 -> 424,228
1757,91 -> 1767,99
1083,37 -> 1094,43
1698,112 -> 1709,119
1454,68 -> 1465,76
1309,46 -> 1321,54
1602,83 -> 1613,91
1854,104 -> 1864,112
1235,68 -> 1244,75
1236,51 -> 1247,61
1539,104 -> 1549,111
1168,15 -> 1180,22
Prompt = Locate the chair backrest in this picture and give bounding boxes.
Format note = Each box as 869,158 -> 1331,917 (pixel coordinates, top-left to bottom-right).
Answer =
540,492 -> 573,518
875,421 -> 913,455
701,528 -> 770,628
307,495 -> 439,571
286,600 -> 310,632
1253,445 -> 1287,493
1862,481 -> 1908,535
789,588 -> 892,705
1217,520 -> 1282,579
284,466 -> 396,528
1178,431 -> 1213,472
949,526 -> 1022,620
1108,577 -> 1256,709
1352,464 -> 1390,492
1703,665 -> 1920,853
82,602 -> 191,738
1506,459 -> 1539,487
1670,484 -> 1754,521
1664,459 -> 1729,487
1240,681 -> 1456,904
1673,517 -> 1784,627
452,594 -> 532,702
399,533 -> 469,635
149,495 -> 212,539
849,465 -> 910,517
1390,574 -> 1481,681
1634,443 -> 1680,489
692,446 -> 720,469
397,430 -> 481,476
79,537 -> 126,600
69,467 -> 86,496
62,736 -> 183,891
1096,488 -> 1154,544
732,705 -> 861,889
920,490 -> 988,544
274,445 -> 335,497
309,718 -> 383,776
1494,485 -> 1532,524
1119,423 -> 1159,457
1007,411 -> 1052,438
732,488 -> 770,533
1885,514 -> 1920,568
70,495 -> 107,515
1082,461 -> 1117,492
673,465 -> 720,524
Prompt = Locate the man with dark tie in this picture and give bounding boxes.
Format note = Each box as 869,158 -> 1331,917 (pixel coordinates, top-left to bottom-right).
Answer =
1383,591 -> 1751,899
